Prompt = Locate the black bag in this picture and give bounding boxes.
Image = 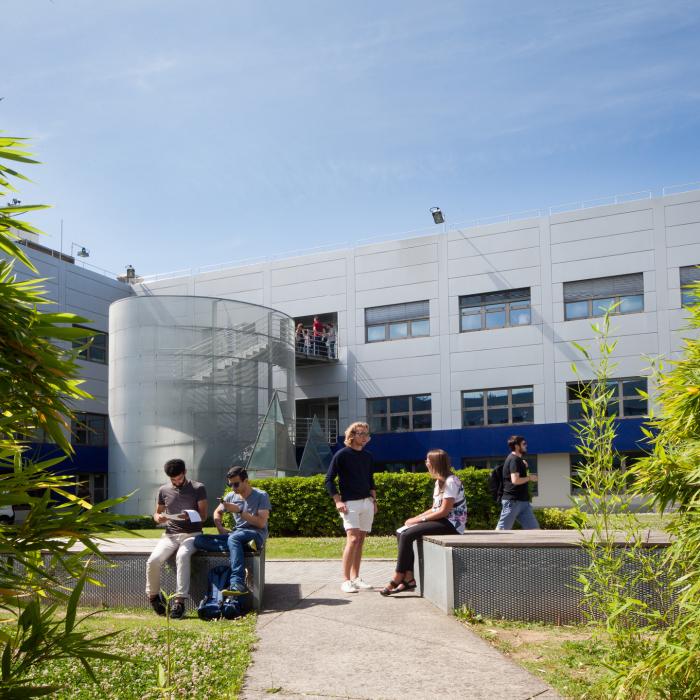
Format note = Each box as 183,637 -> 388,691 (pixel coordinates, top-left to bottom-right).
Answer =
488,463 -> 505,503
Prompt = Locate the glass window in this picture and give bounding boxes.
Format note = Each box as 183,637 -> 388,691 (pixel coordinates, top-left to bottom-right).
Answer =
72,327 -> 108,365
680,266 -> 700,307
565,301 -> 589,320
563,274 -> 644,321
367,325 -> 386,342
486,389 -> 508,406
567,378 -> 647,420
366,394 -> 432,433
462,391 -> 484,409
510,302 -> 531,326
365,301 -> 429,343
410,318 -> 430,336
413,394 -> 432,411
390,415 -> 410,432
368,416 -> 387,434
389,322 -> 408,340
71,413 -> 108,446
460,310 -> 482,332
367,398 -> 387,415
487,408 -> 509,425
619,294 -> 644,314
462,386 -> 534,427
390,396 -> 410,413
459,289 -> 531,333
484,305 -> 506,329
592,297 -> 615,316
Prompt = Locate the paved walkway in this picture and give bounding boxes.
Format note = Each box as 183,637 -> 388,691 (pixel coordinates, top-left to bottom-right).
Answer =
243,560 -> 560,700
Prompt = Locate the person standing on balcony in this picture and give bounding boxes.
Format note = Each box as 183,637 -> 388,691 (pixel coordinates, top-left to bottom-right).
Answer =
146,458 -> 208,618
326,322 -> 336,358
495,435 -> 539,530
312,316 -> 324,355
295,322 -> 304,353
325,422 -> 378,593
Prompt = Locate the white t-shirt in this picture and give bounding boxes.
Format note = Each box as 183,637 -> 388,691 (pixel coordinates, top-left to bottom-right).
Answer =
432,474 -> 467,534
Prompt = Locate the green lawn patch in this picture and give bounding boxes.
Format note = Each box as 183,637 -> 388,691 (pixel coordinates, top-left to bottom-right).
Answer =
102,532 -> 398,559
456,613 -> 612,699
35,610 -> 256,699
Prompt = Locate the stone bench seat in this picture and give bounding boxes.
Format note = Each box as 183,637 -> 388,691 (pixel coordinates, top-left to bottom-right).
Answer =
415,529 -> 670,623
59,538 -> 266,612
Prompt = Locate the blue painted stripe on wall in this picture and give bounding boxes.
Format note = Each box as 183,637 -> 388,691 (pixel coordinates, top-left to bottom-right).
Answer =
26,443 -> 108,474
333,419 -> 648,467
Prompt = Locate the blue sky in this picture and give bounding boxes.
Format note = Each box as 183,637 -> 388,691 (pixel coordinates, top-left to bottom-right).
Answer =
4,1 -> 700,277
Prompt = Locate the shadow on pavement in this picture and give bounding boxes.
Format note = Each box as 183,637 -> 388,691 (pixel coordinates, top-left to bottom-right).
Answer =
261,583 -> 352,612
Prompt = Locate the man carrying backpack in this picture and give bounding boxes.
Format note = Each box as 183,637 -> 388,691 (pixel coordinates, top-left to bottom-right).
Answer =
495,436 -> 539,530
194,466 -> 271,595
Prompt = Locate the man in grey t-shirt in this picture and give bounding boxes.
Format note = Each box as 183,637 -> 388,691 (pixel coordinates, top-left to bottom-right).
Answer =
147,459 -> 208,618
194,465 -> 270,594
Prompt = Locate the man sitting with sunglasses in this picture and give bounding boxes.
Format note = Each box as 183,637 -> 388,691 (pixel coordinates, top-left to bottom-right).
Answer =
194,465 -> 271,596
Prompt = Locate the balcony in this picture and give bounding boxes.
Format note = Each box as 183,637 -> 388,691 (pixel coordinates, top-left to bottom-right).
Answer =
294,313 -> 339,367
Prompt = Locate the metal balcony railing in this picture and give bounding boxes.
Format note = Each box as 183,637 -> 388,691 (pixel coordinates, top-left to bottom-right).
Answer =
294,417 -> 338,446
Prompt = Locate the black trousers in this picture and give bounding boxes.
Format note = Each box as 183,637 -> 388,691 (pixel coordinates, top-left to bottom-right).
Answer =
395,518 -> 457,573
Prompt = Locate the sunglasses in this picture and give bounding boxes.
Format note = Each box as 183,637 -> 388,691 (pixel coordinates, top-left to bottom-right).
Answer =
227,480 -> 242,488
354,431 -> 370,437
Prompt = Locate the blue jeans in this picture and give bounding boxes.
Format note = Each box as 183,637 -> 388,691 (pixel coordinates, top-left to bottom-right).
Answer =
194,531 -> 265,591
495,500 -> 540,530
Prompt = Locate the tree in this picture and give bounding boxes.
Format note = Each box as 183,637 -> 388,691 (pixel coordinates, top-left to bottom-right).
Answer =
0,133 -> 128,697
619,283 -> 700,699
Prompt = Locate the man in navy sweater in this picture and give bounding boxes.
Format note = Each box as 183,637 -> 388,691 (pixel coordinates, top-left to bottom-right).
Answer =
325,421 -> 378,593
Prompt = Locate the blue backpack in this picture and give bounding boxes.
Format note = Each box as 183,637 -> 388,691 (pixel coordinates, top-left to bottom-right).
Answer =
197,565 -> 242,621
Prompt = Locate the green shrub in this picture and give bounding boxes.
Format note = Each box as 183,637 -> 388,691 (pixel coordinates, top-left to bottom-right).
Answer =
113,515 -> 156,530
251,468 -> 503,536
534,507 -> 577,530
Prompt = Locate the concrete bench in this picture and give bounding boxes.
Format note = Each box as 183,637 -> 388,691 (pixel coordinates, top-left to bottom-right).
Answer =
415,529 -> 670,623
59,539 -> 266,612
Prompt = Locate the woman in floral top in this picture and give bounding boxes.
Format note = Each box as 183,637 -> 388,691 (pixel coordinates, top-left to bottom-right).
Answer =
380,449 -> 467,595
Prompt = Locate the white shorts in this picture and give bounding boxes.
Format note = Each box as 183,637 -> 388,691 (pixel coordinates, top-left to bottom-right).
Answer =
341,497 -> 375,533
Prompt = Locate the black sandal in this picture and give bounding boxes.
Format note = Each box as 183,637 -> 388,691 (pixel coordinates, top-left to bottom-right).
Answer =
379,580 -> 401,596
393,578 -> 417,593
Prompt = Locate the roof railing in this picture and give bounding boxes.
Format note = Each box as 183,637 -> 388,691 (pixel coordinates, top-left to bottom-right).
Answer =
139,180 -> 700,284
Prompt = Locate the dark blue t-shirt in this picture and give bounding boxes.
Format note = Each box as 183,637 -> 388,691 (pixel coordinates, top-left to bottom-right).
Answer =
325,446 -> 375,502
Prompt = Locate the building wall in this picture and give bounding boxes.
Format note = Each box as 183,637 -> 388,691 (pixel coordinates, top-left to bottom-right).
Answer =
13,245 -> 133,476
138,190 -> 700,507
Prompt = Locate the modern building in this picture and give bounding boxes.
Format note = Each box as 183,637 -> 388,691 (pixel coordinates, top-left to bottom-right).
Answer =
137,188 -> 700,508
14,237 -> 132,504
13,186 -> 700,509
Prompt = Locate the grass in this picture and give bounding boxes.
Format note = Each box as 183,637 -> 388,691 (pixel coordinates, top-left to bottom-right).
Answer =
35,609 -> 257,699
104,531 -> 399,559
455,612 -> 612,699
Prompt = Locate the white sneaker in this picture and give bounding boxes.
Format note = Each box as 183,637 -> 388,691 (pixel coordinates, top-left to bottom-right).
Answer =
341,580 -> 358,593
352,577 -> 373,590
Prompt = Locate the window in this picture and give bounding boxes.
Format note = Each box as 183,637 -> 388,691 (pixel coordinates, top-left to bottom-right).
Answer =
365,301 -> 429,343
459,288 -> 531,332
567,378 -> 647,421
462,455 -> 538,496
73,326 -> 108,364
570,452 -> 643,494
76,473 -> 108,504
71,412 -> 108,446
563,273 -> 644,321
680,265 -> 700,307
461,386 -> 534,427
367,394 -> 432,433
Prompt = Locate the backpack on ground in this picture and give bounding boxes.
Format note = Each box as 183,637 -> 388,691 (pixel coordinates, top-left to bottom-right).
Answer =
198,565 -> 241,621
487,463 -> 505,503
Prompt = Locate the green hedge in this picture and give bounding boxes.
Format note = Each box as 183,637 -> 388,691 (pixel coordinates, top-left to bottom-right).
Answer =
250,469 -> 576,536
